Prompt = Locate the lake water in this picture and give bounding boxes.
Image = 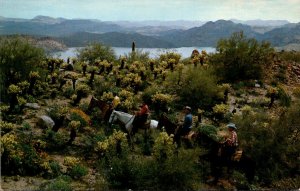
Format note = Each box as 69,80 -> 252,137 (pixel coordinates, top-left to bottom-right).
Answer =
53,47 -> 216,61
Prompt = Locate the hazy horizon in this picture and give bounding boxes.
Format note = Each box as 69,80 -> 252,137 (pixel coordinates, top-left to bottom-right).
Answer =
1,0 -> 300,23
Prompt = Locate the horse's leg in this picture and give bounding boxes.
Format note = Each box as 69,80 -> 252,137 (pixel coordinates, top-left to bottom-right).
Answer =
208,158 -> 221,184
239,155 -> 255,183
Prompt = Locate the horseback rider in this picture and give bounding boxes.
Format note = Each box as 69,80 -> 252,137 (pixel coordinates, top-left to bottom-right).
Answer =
112,94 -> 120,109
179,106 -> 193,136
132,101 -> 150,133
223,123 -> 238,162
174,106 -> 193,146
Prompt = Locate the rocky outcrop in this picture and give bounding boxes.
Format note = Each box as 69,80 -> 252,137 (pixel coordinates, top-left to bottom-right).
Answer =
37,115 -> 55,129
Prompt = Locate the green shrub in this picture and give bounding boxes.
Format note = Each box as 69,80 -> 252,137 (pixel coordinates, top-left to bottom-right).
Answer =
62,86 -> 75,98
20,122 -> 31,131
211,32 -> 274,82
77,42 -> 116,64
68,164 -> 88,179
0,121 -> 16,134
196,124 -> 219,142
165,65 -> 222,110
233,102 -> 300,185
42,176 -> 72,191
0,36 -> 45,102
49,161 -> 62,178
277,85 -> 291,107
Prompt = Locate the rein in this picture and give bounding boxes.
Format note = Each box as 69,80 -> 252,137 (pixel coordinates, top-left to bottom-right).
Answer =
124,114 -> 135,125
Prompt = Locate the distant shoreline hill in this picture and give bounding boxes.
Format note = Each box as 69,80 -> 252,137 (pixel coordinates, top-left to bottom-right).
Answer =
1,15 -> 300,50
0,34 -> 67,53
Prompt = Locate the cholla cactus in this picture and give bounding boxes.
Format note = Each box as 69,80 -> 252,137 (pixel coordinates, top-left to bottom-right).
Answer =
28,71 -> 40,95
70,73 -> 78,90
63,156 -> 80,168
89,66 -> 98,86
68,120 -> 81,130
17,96 -> 27,107
152,93 -> 173,114
95,130 -> 128,158
200,50 -> 207,65
212,103 -> 229,121
219,83 -> 231,102
73,84 -> 90,105
101,92 -> 114,102
197,108 -> 205,124
7,84 -> 21,111
120,57 -> 126,69
1,133 -> 22,159
213,104 -> 229,115
192,56 -> 200,67
51,73 -> 58,84
68,120 -> 81,144
153,132 -> 176,162
17,81 -> 30,95
240,105 -> 255,116
119,89 -> 134,100
122,98 -> 134,111
149,59 -> 155,71
8,84 -> 21,95
152,93 -> 173,105
266,86 -> 279,108
29,71 -> 40,80
0,121 -> 16,133
81,62 -> 88,76
95,139 -> 109,156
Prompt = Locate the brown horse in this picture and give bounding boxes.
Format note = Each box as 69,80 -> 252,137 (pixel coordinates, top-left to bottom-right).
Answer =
88,96 -> 112,122
157,113 -> 195,147
197,132 -> 255,184
157,113 -> 177,136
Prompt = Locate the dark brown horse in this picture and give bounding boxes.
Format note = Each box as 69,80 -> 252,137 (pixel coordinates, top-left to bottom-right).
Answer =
157,113 -> 178,136
197,132 -> 255,183
157,113 -> 195,147
88,96 -> 112,122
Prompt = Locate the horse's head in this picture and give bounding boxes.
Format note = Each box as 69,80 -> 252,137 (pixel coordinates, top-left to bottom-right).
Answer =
89,96 -> 110,112
157,113 -> 177,135
108,110 -> 117,124
88,96 -> 97,111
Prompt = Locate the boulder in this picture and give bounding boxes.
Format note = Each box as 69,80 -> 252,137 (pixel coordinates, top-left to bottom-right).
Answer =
37,115 -> 55,129
25,103 -> 40,109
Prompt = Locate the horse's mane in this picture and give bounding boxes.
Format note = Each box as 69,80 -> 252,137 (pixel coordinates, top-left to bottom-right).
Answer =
158,113 -> 177,135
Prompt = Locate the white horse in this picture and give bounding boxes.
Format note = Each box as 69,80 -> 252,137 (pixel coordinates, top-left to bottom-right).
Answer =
108,110 -> 158,133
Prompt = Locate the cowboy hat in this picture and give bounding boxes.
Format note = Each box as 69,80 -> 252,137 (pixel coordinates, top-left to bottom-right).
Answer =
227,123 -> 237,130
184,106 -> 191,111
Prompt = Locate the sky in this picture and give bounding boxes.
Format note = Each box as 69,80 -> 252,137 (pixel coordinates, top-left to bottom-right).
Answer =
1,0 -> 300,22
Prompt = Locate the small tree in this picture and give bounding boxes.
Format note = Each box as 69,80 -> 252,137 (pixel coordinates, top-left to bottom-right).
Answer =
212,32 -> 274,82
73,84 -> 90,105
77,43 -> 116,64
0,36 -> 45,101
28,71 -> 40,95
7,84 -> 21,111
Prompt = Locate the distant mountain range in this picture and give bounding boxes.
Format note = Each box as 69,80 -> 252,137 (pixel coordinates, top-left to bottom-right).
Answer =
1,15 -> 299,50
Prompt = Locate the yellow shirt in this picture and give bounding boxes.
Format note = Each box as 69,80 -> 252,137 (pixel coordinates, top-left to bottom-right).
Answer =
112,96 -> 120,108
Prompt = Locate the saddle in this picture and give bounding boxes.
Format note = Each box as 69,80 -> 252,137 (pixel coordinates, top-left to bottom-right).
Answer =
145,120 -> 151,126
232,150 -> 243,162
183,131 -> 196,140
